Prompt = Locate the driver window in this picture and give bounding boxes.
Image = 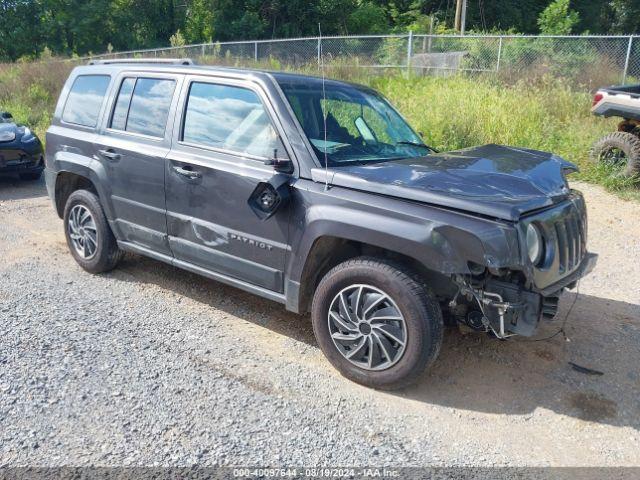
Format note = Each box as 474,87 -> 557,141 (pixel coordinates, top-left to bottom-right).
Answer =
182,82 -> 286,159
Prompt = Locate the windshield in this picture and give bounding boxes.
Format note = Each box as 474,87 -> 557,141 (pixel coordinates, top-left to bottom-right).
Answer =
278,80 -> 428,166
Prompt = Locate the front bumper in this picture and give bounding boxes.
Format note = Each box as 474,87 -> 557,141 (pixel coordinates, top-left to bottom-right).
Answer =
539,251 -> 597,296
0,150 -> 44,175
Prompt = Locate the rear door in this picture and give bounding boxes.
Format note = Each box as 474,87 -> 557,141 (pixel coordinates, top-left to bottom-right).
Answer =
165,75 -> 293,292
94,72 -> 182,255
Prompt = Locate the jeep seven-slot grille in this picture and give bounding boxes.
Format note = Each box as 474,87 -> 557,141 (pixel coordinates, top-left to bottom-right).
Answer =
553,206 -> 586,274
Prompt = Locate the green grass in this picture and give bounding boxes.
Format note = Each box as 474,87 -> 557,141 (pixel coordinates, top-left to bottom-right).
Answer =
1,59 -> 638,199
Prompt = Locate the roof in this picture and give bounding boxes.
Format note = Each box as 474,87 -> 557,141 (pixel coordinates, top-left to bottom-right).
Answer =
79,60 -> 369,91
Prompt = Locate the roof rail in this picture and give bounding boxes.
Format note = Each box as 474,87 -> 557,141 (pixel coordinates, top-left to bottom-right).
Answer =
87,58 -> 194,66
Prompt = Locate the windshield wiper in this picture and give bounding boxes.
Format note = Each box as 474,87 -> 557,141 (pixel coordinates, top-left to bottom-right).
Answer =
396,141 -> 439,153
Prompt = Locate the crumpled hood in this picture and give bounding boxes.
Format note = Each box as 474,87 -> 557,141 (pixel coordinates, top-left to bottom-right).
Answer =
312,144 -> 577,221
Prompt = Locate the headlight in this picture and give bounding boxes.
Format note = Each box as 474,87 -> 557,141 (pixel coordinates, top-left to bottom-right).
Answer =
526,223 -> 543,265
0,131 -> 16,142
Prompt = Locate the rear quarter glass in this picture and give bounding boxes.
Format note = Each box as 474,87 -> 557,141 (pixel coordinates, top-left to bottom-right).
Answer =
61,75 -> 111,128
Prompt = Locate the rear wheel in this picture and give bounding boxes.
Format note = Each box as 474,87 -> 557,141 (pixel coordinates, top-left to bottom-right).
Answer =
590,131 -> 640,177
311,257 -> 443,390
63,189 -> 122,273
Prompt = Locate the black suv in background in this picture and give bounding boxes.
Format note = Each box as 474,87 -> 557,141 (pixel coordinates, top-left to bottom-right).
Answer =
45,60 -> 596,389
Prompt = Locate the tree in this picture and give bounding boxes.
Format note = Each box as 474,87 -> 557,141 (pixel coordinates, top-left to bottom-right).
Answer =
348,2 -> 390,34
609,0 -> 640,34
2,0 -> 640,62
537,0 -> 580,34
184,0 -> 215,43
0,0 -> 43,60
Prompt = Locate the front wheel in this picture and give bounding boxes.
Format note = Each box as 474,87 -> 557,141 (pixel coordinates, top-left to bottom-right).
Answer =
311,257 -> 443,390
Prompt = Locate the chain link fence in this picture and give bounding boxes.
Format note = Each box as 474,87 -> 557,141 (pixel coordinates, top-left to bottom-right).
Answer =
83,34 -> 640,90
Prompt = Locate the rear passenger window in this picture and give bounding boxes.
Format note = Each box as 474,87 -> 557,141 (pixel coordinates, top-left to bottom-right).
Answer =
110,78 -> 136,131
110,77 -> 175,138
182,82 -> 283,159
62,75 -> 111,127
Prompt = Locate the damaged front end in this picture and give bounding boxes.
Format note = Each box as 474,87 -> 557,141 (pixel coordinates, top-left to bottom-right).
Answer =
446,192 -> 598,339
449,273 -> 563,338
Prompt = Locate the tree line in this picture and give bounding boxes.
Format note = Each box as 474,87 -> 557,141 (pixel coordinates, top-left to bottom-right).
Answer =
1,0 -> 638,62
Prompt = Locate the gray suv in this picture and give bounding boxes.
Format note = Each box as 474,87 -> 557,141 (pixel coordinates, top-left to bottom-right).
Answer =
45,59 -> 596,389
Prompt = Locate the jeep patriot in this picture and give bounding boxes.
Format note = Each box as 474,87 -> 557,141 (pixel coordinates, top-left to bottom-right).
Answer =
45,59 -> 596,389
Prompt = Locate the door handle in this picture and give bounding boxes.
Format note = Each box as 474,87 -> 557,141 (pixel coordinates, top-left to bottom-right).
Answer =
172,165 -> 202,180
98,149 -> 121,161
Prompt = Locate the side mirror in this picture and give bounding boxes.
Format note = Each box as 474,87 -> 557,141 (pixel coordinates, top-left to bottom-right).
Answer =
264,148 -> 293,173
248,173 -> 291,220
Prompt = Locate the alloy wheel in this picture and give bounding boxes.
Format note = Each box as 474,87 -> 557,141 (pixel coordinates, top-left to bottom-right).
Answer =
68,205 -> 98,259
327,284 -> 407,371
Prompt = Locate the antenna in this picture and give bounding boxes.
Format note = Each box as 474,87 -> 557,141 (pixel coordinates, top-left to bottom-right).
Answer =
318,23 -> 330,191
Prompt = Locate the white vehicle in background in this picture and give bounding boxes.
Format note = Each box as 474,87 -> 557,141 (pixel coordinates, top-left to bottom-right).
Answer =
591,84 -> 640,177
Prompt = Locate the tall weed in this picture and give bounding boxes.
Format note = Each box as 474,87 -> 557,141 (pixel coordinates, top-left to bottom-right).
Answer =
369,74 -> 621,188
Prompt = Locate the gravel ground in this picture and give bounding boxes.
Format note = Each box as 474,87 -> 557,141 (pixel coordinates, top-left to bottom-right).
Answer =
0,176 -> 639,468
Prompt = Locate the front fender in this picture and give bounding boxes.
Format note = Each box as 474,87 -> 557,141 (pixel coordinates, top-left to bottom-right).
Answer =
285,181 -> 521,312
290,206 -> 519,279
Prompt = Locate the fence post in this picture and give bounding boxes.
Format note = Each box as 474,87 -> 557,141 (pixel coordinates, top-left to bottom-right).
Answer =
201,44 -> 205,57
406,30 -> 413,77
622,36 -> 633,84
496,36 -> 503,72
254,41 -> 258,62
317,37 -> 321,68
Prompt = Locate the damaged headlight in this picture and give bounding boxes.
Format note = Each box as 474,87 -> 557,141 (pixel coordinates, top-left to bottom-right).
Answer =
526,223 -> 543,265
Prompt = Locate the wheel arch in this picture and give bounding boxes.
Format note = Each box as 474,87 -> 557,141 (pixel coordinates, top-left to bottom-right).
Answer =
54,171 -> 99,218
288,234 -> 457,315
51,155 -> 112,219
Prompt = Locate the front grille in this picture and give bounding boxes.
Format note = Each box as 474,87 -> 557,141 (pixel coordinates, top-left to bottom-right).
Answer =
526,194 -> 588,291
553,205 -> 586,274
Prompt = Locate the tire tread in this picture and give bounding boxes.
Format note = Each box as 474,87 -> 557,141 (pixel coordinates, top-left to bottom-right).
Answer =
590,131 -> 640,176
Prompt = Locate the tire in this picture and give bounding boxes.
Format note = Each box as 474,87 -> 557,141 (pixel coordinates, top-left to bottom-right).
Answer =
19,170 -> 43,181
63,189 -> 122,273
311,257 -> 443,390
590,131 -> 640,177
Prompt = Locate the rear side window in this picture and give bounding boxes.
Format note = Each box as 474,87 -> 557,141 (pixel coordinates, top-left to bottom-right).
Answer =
110,77 -> 176,138
182,82 -> 283,159
110,78 -> 136,131
62,75 -> 111,127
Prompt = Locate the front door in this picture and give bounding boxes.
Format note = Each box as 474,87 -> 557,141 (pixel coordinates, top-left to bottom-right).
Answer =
165,76 -> 292,292
94,73 -> 182,255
